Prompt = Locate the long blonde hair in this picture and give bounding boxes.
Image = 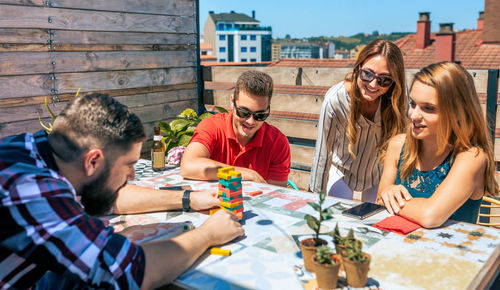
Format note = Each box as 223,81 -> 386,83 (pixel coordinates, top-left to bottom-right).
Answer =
346,39 -> 407,160
400,62 -> 498,197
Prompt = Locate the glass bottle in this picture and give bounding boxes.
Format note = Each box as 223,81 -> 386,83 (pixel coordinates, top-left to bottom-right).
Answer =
151,126 -> 165,171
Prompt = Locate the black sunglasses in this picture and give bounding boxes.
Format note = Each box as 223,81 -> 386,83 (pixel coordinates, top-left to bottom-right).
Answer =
359,67 -> 393,88
233,99 -> 270,121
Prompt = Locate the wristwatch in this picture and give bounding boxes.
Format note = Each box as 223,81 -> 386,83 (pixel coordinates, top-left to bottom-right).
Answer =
182,190 -> 192,212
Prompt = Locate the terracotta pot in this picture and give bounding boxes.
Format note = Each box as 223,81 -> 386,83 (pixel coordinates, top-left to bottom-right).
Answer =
313,255 -> 341,290
342,253 -> 371,288
299,238 -> 327,272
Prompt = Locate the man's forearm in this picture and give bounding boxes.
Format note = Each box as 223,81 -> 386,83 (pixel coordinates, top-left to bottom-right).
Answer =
140,227 -> 211,289
114,184 -> 183,214
180,157 -> 226,181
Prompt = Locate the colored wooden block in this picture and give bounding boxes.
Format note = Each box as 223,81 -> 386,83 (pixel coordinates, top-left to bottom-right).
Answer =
236,212 -> 243,220
209,208 -> 221,215
219,187 -> 242,197
221,204 -> 243,211
210,247 -> 231,256
216,172 -> 231,180
219,200 -> 242,208
233,207 -> 244,213
218,184 -> 241,193
218,177 -> 242,189
219,196 -> 243,203
248,190 -> 263,197
217,166 -> 241,180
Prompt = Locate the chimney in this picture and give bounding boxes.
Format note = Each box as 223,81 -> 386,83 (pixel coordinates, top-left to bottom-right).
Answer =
252,10 -> 255,19
477,11 -> 484,30
230,10 -> 235,13
416,12 -> 431,49
435,23 -> 455,63
209,11 -> 214,14
483,0 -> 500,44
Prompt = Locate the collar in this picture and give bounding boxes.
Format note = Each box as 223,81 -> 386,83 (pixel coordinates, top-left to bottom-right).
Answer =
34,130 -> 60,172
225,112 -> 266,149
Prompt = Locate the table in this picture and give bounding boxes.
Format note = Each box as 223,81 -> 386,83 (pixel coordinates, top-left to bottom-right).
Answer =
102,160 -> 500,289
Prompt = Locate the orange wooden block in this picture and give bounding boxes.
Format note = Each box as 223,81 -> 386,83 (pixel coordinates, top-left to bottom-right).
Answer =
248,190 -> 263,197
236,212 -> 243,220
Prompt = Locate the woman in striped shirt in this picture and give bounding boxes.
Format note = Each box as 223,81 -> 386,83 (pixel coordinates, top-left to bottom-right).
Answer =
310,39 -> 407,202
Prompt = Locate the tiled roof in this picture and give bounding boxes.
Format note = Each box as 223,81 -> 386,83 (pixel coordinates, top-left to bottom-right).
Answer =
201,61 -> 272,67
396,30 -> 500,69
200,55 -> 217,61
210,12 -> 259,23
268,58 -> 355,68
205,82 -> 329,96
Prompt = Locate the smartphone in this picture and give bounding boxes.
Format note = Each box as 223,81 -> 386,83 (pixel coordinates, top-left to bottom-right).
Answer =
159,185 -> 192,191
341,202 -> 384,220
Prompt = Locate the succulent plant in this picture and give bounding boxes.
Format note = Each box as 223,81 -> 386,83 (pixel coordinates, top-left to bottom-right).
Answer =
315,245 -> 337,265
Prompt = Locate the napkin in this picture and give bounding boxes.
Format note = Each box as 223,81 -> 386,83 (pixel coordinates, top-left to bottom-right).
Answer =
373,215 -> 421,235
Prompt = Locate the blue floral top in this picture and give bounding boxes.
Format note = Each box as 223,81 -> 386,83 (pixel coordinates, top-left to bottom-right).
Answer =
395,148 -> 481,224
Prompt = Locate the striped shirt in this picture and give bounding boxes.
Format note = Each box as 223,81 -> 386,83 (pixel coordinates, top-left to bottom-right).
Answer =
0,131 -> 145,289
310,82 -> 382,193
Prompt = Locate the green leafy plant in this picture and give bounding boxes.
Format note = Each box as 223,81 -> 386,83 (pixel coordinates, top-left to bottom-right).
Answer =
304,191 -> 333,246
315,245 -> 338,265
158,106 -> 227,153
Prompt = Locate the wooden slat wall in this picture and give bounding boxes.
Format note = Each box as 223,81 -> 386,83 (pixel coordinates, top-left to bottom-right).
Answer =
0,0 -> 199,154
205,66 -> 500,190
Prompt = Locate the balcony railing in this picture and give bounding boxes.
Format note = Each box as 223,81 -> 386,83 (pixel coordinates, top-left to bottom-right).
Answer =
216,26 -> 272,32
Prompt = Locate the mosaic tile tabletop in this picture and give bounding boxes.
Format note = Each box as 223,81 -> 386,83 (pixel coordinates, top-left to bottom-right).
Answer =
103,160 -> 500,290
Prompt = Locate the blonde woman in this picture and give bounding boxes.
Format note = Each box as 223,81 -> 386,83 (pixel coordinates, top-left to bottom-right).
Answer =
377,62 -> 499,227
310,39 -> 407,202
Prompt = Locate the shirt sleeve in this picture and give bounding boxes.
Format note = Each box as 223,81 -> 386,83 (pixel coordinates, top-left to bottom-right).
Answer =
310,84 -> 343,193
189,116 -> 217,156
1,175 -> 145,289
266,132 -> 291,182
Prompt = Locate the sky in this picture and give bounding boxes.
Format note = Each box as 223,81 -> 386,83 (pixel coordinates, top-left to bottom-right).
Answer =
200,0 -> 485,39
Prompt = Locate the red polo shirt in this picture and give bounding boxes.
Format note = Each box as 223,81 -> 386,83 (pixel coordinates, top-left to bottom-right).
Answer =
190,113 -> 291,181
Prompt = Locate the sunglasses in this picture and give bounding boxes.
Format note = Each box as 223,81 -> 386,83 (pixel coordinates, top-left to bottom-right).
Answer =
233,99 -> 270,121
359,67 -> 393,88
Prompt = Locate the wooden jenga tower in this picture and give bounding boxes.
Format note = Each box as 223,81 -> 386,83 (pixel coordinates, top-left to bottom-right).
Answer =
214,166 -> 244,221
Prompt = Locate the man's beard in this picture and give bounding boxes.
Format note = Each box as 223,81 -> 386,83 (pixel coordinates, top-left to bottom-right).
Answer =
79,161 -> 127,216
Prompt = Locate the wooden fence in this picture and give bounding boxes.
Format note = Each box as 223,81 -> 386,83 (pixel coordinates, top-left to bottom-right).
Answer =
0,0 -> 200,153
203,66 -> 500,191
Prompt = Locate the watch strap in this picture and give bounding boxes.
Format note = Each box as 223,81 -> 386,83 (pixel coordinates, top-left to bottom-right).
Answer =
182,190 -> 192,211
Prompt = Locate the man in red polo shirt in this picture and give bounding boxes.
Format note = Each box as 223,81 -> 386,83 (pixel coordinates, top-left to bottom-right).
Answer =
180,70 -> 291,187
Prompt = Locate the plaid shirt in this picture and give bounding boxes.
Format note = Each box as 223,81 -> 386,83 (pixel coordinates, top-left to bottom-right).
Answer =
0,131 -> 145,289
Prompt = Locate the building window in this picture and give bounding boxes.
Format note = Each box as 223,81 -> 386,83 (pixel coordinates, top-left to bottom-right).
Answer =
241,59 -> 247,62
226,23 -> 232,29
241,47 -> 247,53
220,59 -> 226,62
218,23 -> 224,30
219,35 -> 226,41
219,47 -> 226,53
250,47 -> 256,52
241,35 -> 247,41
250,35 -> 256,41
201,51 -> 207,55
235,24 -> 240,28
250,58 -> 256,62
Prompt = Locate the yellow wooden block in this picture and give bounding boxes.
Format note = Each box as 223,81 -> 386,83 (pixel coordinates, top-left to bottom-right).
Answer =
216,172 -> 231,180
209,208 -> 221,215
210,247 -> 231,256
220,201 -> 242,208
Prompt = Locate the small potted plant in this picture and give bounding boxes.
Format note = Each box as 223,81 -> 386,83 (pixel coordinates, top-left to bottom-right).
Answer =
313,245 -> 341,290
342,229 -> 371,288
300,191 -> 333,272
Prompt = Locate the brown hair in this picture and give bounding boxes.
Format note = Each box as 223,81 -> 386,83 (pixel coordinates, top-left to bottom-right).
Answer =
400,62 -> 498,197
234,70 -> 273,101
48,93 -> 146,162
345,39 -> 407,160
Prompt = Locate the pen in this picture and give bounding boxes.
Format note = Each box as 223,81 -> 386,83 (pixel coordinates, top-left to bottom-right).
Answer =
210,247 -> 231,256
